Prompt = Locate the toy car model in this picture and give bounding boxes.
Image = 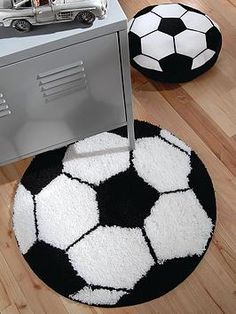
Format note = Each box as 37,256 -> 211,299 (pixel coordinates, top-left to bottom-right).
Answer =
0,0 -> 108,32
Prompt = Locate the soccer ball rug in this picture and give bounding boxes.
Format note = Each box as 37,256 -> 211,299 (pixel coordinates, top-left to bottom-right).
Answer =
128,3 -> 222,82
13,121 -> 216,307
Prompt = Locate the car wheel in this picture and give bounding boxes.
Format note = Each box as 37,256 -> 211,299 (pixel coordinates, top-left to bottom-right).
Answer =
76,11 -> 96,25
13,20 -> 32,32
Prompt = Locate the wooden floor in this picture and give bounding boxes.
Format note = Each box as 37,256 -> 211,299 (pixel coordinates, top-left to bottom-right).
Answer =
0,0 -> 236,313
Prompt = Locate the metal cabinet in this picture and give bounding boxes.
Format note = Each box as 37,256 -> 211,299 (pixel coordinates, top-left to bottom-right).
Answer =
0,0 -> 134,165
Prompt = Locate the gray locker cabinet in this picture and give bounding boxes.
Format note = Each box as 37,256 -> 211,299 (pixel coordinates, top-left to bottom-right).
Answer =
0,0 -> 134,165
0,34 -> 126,163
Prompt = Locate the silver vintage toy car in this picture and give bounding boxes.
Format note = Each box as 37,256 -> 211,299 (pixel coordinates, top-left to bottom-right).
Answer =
0,0 -> 108,32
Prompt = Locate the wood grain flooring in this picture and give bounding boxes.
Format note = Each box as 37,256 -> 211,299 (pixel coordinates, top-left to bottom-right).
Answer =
0,0 -> 235,313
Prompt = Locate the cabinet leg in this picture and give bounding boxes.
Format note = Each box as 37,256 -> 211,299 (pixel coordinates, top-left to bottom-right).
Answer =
127,120 -> 135,151
118,29 -> 135,151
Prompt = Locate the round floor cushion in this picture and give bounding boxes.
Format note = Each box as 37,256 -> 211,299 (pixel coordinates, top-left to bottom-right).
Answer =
128,3 -> 222,82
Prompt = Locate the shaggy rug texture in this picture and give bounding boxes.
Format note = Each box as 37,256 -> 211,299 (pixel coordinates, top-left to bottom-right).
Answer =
13,120 -> 216,307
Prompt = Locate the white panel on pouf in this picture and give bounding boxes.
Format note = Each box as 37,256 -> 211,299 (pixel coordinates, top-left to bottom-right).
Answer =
131,12 -> 161,37
152,4 -> 186,18
134,55 -> 163,72
181,11 -> 213,32
192,49 -> 215,69
175,30 -> 207,58
142,31 -> 175,60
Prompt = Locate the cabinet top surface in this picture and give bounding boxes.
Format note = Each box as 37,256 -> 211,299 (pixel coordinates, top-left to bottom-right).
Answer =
0,0 -> 126,66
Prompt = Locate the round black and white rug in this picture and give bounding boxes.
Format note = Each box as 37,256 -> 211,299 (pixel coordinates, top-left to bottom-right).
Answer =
13,120 -> 216,307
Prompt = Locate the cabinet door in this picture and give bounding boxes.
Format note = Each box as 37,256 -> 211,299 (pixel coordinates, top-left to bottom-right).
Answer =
0,33 -> 126,164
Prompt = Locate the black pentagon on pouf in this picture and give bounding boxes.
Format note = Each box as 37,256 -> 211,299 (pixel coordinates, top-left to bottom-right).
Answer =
128,3 -> 222,83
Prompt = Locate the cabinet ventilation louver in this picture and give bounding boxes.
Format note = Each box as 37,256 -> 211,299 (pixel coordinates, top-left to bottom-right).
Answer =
0,93 -> 11,118
37,61 -> 87,102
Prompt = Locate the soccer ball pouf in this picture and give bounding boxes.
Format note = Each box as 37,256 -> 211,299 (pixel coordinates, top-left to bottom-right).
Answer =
13,121 -> 216,307
128,3 -> 222,82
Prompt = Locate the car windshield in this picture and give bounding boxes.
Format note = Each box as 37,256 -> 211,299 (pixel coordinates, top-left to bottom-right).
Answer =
12,0 -> 32,8
34,0 -> 49,7
0,0 -> 13,9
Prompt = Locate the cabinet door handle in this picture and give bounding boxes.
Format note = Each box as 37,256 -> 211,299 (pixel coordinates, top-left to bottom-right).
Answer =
0,110 -> 11,118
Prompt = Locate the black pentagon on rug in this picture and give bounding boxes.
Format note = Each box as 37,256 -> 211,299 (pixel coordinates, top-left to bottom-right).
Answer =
128,3 -> 222,82
96,165 -> 159,228
188,152 -> 216,222
117,255 -> 201,306
13,120 -> 216,308
24,241 -> 86,297
21,146 -> 67,195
